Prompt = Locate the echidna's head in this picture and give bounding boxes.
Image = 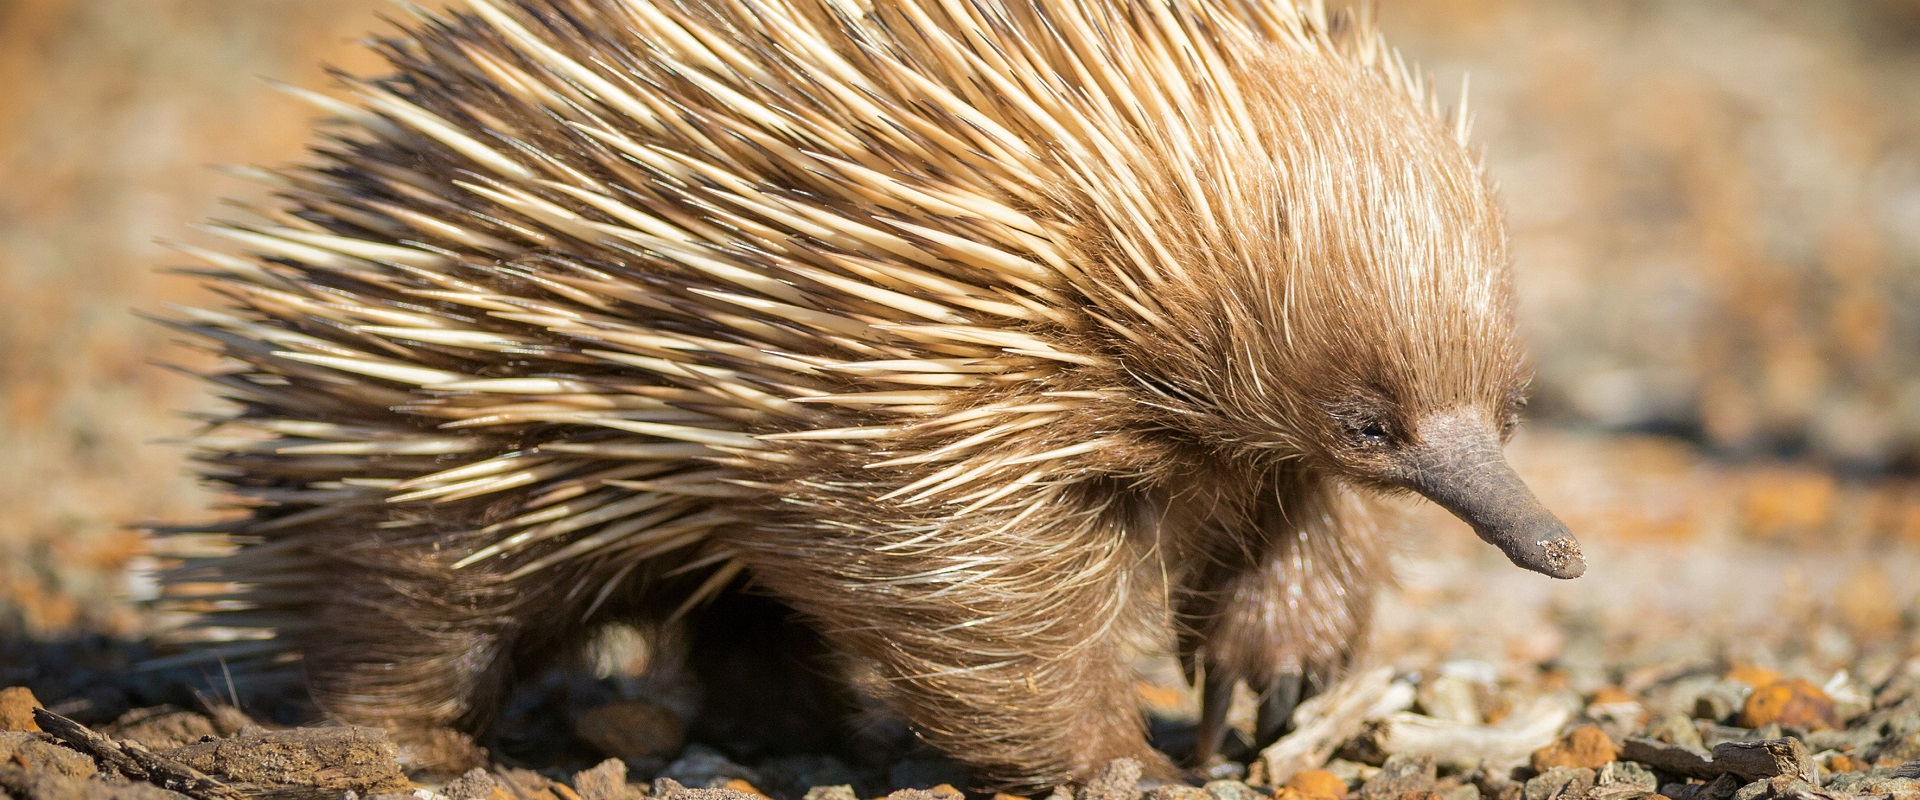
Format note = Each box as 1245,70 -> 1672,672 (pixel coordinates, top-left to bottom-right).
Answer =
1110,48 -> 1583,579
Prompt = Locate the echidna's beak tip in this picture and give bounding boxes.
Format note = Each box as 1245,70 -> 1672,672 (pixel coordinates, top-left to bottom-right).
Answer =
1493,519 -> 1585,579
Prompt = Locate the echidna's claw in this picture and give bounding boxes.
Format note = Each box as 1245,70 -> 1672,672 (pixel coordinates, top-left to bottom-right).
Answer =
1190,665 -> 1240,767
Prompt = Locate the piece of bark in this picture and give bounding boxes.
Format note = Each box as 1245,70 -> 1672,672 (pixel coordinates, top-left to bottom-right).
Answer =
1261,668 -> 1404,784
1706,739 -> 1810,783
1619,737 -> 1716,781
33,708 -> 245,800
1356,699 -> 1572,771
1618,737 -> 1810,783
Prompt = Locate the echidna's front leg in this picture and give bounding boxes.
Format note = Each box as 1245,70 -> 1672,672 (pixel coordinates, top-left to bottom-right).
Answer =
732,486 -> 1170,790
1253,667 -> 1331,744
1182,489 -> 1388,765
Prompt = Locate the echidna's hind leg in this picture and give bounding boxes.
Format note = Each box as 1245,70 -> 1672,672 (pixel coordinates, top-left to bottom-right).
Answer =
730,485 -> 1171,789
298,536 -> 602,772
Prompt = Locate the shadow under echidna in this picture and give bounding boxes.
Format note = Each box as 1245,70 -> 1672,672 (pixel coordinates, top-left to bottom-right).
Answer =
152,0 -> 1583,790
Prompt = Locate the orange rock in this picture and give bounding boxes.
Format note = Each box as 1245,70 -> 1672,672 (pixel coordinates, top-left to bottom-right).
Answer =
1826,755 -> 1867,773
723,780 -> 770,798
1741,468 -> 1835,543
1135,681 -> 1189,715
1529,724 -> 1620,771
1739,679 -> 1838,730
1724,665 -> 1781,688
0,687 -> 41,732
992,794 -> 1029,800
1835,566 -> 1900,638
926,785 -> 966,800
1282,769 -> 1349,800
1588,686 -> 1635,706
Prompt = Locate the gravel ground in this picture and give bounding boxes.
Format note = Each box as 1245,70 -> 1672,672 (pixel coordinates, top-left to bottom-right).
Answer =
3,430 -> 1918,799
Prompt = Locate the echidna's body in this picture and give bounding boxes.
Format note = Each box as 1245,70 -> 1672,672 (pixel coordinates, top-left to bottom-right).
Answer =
160,0 -> 1582,788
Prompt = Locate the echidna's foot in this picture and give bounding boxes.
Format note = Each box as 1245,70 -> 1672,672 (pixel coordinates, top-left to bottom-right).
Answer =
389,726 -> 488,777
1252,668 -> 1331,748
1187,666 -> 1334,768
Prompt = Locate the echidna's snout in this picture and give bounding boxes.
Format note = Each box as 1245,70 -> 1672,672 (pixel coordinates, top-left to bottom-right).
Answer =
1392,413 -> 1585,580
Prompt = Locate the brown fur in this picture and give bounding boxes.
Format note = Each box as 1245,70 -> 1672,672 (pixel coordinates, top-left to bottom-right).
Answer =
155,0 -> 1570,789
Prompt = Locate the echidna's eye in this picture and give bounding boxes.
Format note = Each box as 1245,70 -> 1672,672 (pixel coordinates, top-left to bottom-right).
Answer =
1354,419 -> 1391,445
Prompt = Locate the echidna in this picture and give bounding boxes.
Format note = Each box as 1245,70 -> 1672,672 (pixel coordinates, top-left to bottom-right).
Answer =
156,0 -> 1583,788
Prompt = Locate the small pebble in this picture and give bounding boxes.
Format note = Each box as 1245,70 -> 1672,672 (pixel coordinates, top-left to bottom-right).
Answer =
1646,714 -> 1706,751
571,759 -> 645,800
1521,768 -> 1593,800
1201,780 -> 1260,800
1589,687 -> 1636,706
1359,755 -> 1436,800
659,745 -> 760,788
1082,758 -> 1144,800
1724,667 -> 1780,689
1143,786 -> 1205,800
0,687 -> 42,732
442,767 -> 502,800
1596,762 -> 1657,792
1825,755 -> 1867,773
653,777 -> 762,800
1693,683 -> 1748,723
1737,680 -> 1838,730
1530,725 -> 1620,771
0,730 -> 98,778
723,779 -> 770,797
1285,770 -> 1350,800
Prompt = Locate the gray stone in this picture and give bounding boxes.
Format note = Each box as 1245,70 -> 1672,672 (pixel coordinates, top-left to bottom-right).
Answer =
658,746 -> 760,789
0,732 -> 98,779
1083,759 -> 1145,800
573,759 -> 647,800
1522,768 -> 1594,800
652,777 -> 761,800
1361,755 -> 1437,800
1201,780 -> 1260,800
442,768 -> 500,800
1598,762 -> 1658,791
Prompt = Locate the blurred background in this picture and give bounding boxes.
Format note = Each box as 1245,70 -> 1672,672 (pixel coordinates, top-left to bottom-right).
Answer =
2,0 -> 1918,695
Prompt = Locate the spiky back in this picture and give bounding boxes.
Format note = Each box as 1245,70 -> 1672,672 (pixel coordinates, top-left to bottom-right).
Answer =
158,0 -> 1461,661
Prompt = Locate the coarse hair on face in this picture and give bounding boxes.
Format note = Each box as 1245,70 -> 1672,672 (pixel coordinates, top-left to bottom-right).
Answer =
1074,43 -> 1528,490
